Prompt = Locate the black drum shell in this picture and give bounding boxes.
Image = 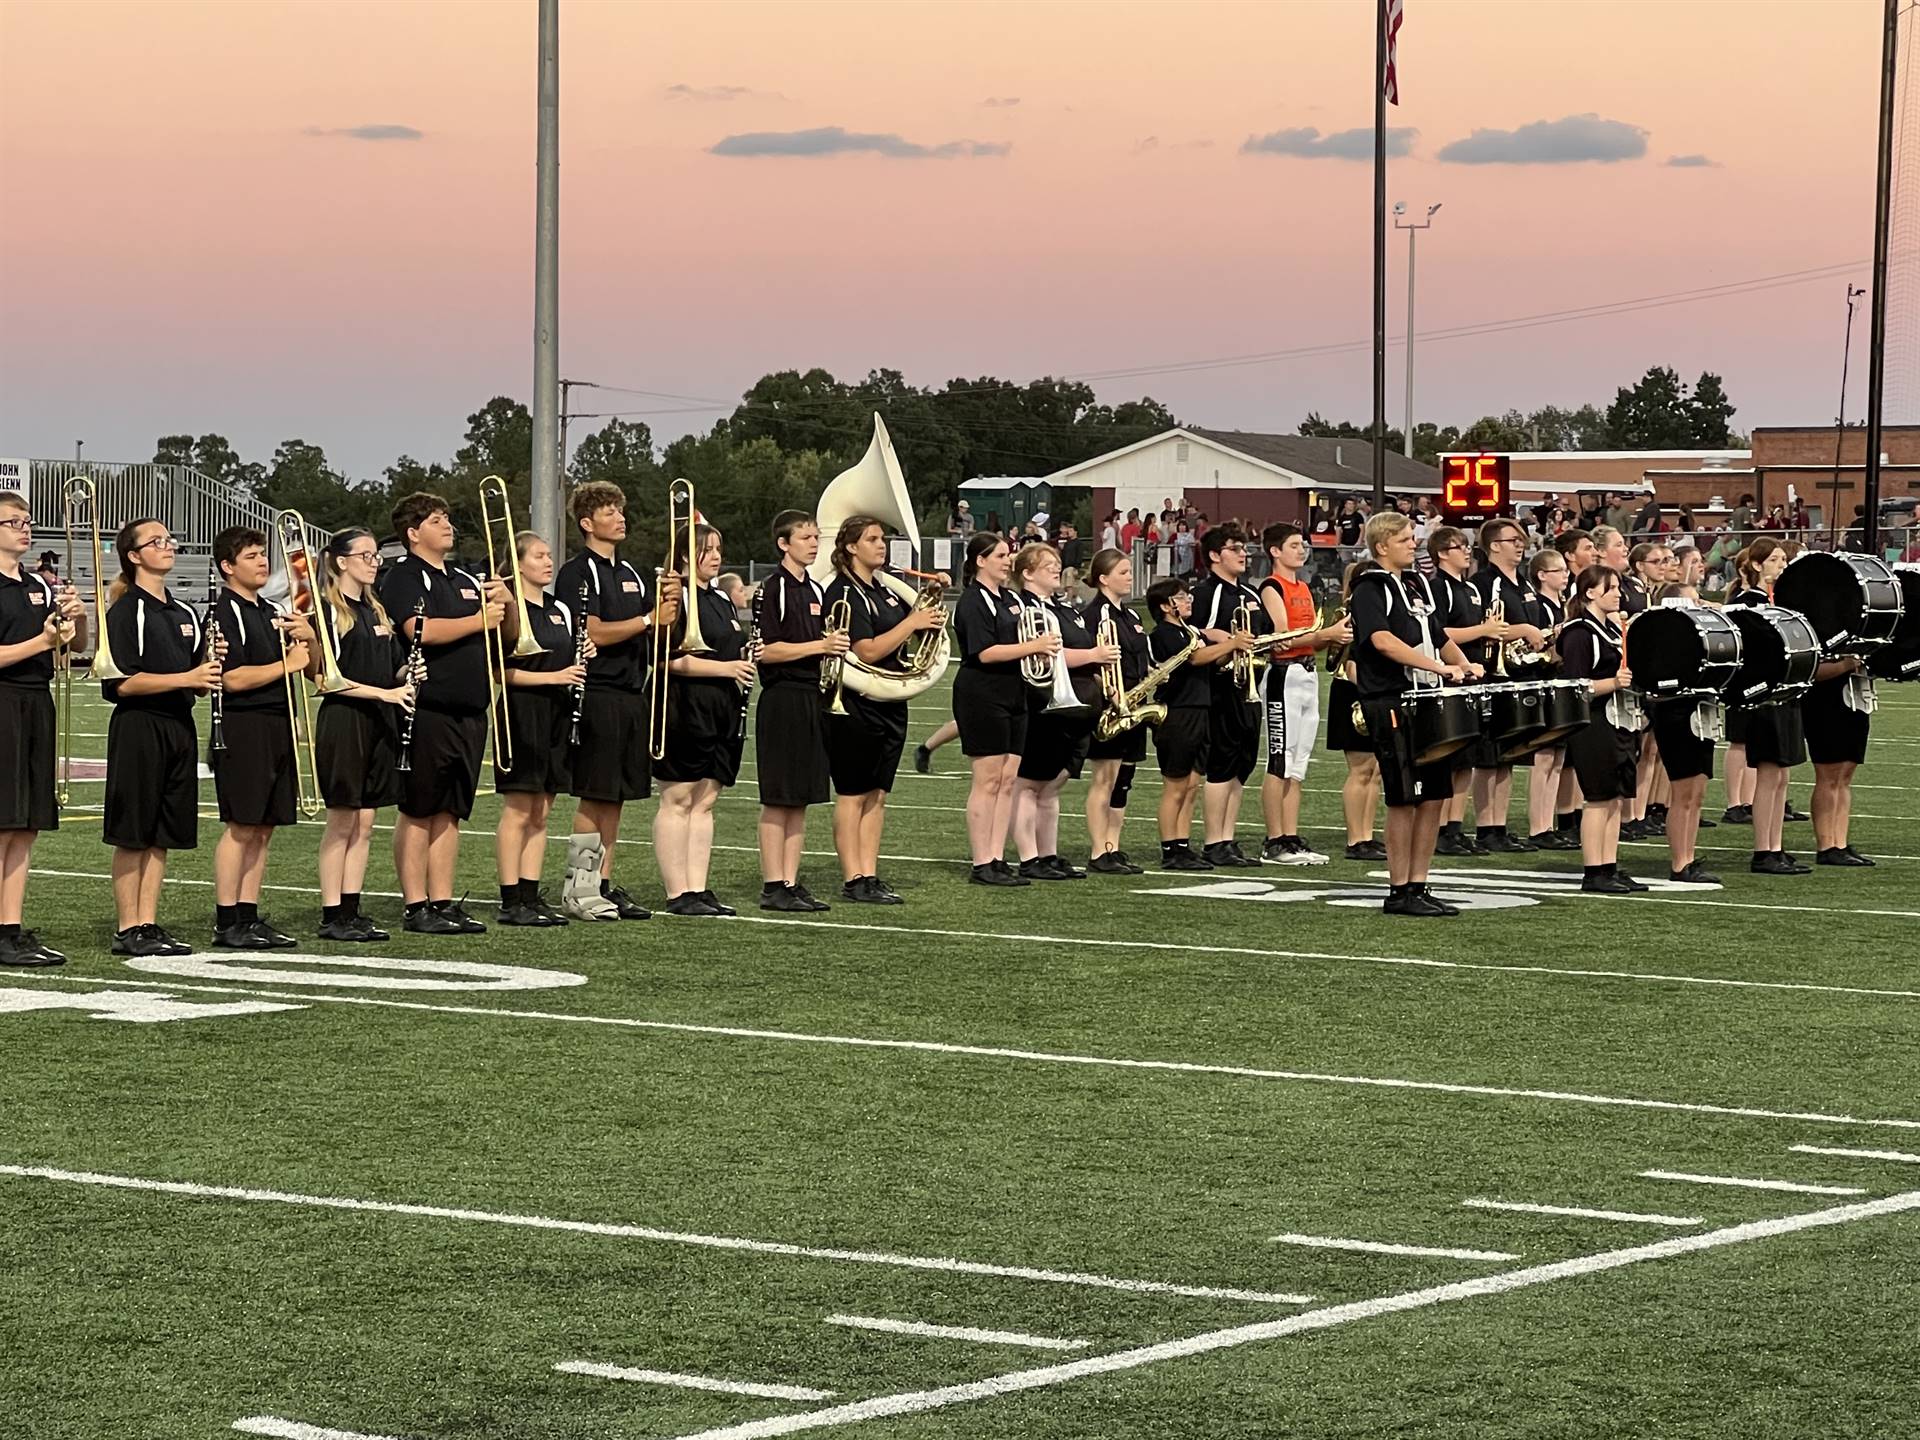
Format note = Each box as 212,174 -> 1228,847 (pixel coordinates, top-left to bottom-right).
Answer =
1505,680 -> 1591,759
1774,551 -> 1904,654
1626,606 -> 1742,698
1866,566 -> 1920,680
1480,681 -> 1548,744
1723,604 -> 1822,705
1405,686 -> 1481,765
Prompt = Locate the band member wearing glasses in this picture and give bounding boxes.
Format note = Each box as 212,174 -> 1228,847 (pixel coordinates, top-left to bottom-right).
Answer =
1082,548 -> 1150,874
0,490 -> 86,967
1257,523 -> 1350,865
313,529 -> 413,942
1348,513 -> 1475,916
1559,566 -> 1645,893
1522,547 -> 1579,850
1467,517 -> 1547,851
1188,524 -> 1264,868
1325,559 -> 1384,861
378,492 -> 508,935
101,519 -> 218,956
1422,527 -> 1504,855
205,526 -> 311,950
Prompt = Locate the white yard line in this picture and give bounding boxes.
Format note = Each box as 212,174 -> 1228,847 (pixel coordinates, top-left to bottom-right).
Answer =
1266,1233 -> 1518,1262
665,1189 -> 1920,1440
12,973 -> 1920,1131
1459,1198 -> 1702,1227
1789,1144 -> 1920,1165
1639,1169 -> 1867,1196
555,1361 -> 834,1400
823,1315 -> 1090,1352
0,1163 -> 1310,1307
234,1420 -> 403,1440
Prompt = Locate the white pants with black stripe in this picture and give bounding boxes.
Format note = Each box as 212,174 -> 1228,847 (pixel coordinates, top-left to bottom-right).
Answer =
1261,661 -> 1319,782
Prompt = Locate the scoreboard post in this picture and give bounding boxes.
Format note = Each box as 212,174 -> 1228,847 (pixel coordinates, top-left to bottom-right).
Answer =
1438,454 -> 1512,527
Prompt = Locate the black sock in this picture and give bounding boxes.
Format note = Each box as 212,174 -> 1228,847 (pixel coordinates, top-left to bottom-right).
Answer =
1584,865 -> 1603,878
342,892 -> 361,919
322,904 -> 341,924
762,880 -> 782,895
520,878 -> 541,903
0,922 -> 18,940
1604,862 -> 1618,876
500,884 -> 517,907
405,900 -> 427,916
238,902 -> 259,924
216,904 -> 238,930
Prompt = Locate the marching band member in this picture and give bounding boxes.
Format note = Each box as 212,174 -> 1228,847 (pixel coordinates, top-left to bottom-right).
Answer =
912,719 -> 959,774
1422,526 -> 1503,855
1348,513 -> 1475,916
654,523 -> 751,916
1593,526 -> 1638,611
0,488 -> 85,967
101,519 -> 216,955
755,509 -> 843,910
1644,580 -> 1720,885
313,529 -> 412,942
556,481 -> 675,921
1010,543 -> 1113,880
823,515 -> 940,904
206,526 -> 310,948
493,530 -> 590,926
1720,540 -> 1787,829
1257,523 -> 1350,864
1324,559 -> 1384,861
1147,578 -> 1215,870
954,531 -> 1052,886
1630,541 -> 1678,835
1558,565 -> 1645,893
1805,652 -> 1873,867
1082,548 -> 1149,874
1467,517 -> 1547,853
378,492 -> 506,935
1522,547 -> 1578,850
1189,524 -> 1264,867
1552,528 -> 1598,576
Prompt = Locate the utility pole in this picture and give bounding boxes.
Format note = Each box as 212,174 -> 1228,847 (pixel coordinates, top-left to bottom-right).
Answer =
529,0 -> 563,553
1370,0 -> 1389,506
1829,284 -> 1867,547
1395,201 -> 1440,458
1860,0 -> 1898,554
74,441 -> 84,465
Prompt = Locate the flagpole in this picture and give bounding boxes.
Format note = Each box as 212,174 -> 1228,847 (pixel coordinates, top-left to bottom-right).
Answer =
1860,0 -> 1897,553
1371,0 -> 1389,508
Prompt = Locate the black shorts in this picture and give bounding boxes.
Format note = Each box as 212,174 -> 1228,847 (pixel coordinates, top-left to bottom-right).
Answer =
829,695 -> 908,795
1741,703 -> 1807,770
1206,697 -> 1260,785
495,690 -> 575,795
1651,700 -> 1716,783
572,685 -> 651,804
1724,704 -> 1748,746
211,707 -> 298,827
316,699 -> 402,811
1018,708 -> 1093,783
757,682 -> 830,807
0,686 -> 57,832
1087,704 -> 1149,764
1360,695 -> 1454,808
954,667 -> 1029,758
1324,676 -> 1367,754
399,707 -> 486,820
1154,707 -> 1211,780
104,707 -> 199,850
1567,716 -> 1641,802
1803,677 -> 1870,766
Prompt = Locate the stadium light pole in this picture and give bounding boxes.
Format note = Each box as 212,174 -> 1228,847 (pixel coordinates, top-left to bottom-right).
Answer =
530,0 -> 563,553
1860,0 -> 1897,554
1829,283 -> 1866,547
1396,201 -> 1440,458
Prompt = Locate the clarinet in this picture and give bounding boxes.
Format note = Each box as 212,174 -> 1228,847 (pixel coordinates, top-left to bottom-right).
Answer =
568,580 -> 589,748
737,585 -> 763,740
396,599 -> 426,773
206,616 -> 228,753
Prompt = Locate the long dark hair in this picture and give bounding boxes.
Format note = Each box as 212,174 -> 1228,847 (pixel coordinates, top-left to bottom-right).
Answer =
1087,546 -> 1128,595
1566,564 -> 1618,622
107,517 -> 164,603
831,514 -> 884,576
963,531 -> 1007,585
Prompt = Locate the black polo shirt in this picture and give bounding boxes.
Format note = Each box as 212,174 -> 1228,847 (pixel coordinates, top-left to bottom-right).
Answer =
0,564 -> 56,691
823,572 -> 910,675
378,553 -> 488,716
953,579 -> 1023,676
555,547 -> 651,693
759,563 -> 826,686
1349,568 -> 1444,700
1150,619 -> 1208,709
1028,592 -> 1100,705
1426,570 -> 1485,650
1619,573 -> 1651,616
1559,616 -> 1622,683
1190,571 -> 1267,700
508,591 -> 577,676
103,585 -> 203,717
209,587 -> 290,716
1083,594 -> 1148,690
1472,566 -> 1539,667
319,592 -> 403,701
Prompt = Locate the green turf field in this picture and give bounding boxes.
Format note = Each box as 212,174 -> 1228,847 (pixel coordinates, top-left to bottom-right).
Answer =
4,675 -> 1918,1440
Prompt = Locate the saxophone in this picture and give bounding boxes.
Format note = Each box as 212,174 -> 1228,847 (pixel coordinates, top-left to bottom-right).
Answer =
1094,625 -> 1201,741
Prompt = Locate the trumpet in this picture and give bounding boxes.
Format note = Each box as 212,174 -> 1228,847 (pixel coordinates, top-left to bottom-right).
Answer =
820,596 -> 852,717
478,474 -> 544,773
274,511 -> 342,819
1226,600 -> 1321,703
55,474 -> 108,807
648,477 -> 708,762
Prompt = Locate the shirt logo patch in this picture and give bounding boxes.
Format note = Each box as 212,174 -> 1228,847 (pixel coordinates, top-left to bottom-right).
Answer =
460,588 -> 478,600
373,625 -> 392,637
179,623 -> 195,637
622,580 -> 640,593
28,591 -> 46,606
809,602 -> 821,615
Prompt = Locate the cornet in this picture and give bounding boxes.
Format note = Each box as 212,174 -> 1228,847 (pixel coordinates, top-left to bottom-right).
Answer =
820,596 -> 852,717
477,474 -> 544,773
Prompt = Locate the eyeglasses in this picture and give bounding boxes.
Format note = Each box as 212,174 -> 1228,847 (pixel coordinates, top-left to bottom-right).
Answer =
344,549 -> 380,563
135,534 -> 179,551
0,518 -> 29,532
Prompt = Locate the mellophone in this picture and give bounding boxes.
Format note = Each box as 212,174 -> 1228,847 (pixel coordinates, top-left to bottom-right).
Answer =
1393,552 -> 1919,767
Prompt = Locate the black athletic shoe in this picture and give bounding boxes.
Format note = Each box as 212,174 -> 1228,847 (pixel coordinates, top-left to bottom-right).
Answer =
789,882 -> 831,912
1415,887 -> 1461,917
759,884 -> 814,912
912,744 -> 932,774
440,899 -> 488,934
1784,803 -> 1811,822
496,901 -> 558,926
1110,850 -> 1145,874
663,892 -> 722,916
1617,819 -> 1647,842
1530,830 -> 1577,851
1261,837 -> 1291,862
1434,832 -> 1475,857
1668,862 -> 1721,885
697,890 -> 739,915
1400,889 -> 1456,917
1751,851 -> 1810,875
1044,855 -> 1086,879
1200,841 -> 1234,867
348,914 -> 391,941
525,891 -> 569,925
0,932 -> 63,967
1162,846 -> 1214,872
1581,872 -> 1638,894
969,862 -> 1029,887
1482,831 -> 1530,853
249,916 -> 299,947
403,905 -> 467,935
1345,839 -> 1388,861
1382,888 -> 1410,915
148,925 -> 192,956
1816,846 -> 1873,867
1615,871 -> 1650,892
1222,841 -> 1261,868
1696,815 -> 1717,829
841,877 -> 888,905
111,923 -> 173,957
1468,832 -> 1492,855
1088,852 -> 1131,874
214,922 -> 277,951
317,918 -> 366,942
603,885 -> 650,921
1843,845 -> 1876,866
1643,816 -> 1668,838
871,878 -> 904,901
1720,805 -> 1749,824
1017,857 -> 1069,881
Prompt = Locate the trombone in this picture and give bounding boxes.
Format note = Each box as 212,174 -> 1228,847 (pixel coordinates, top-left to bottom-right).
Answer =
54,474 -> 109,807
647,477 -> 709,761
275,510 -> 346,818
478,474 -> 544,773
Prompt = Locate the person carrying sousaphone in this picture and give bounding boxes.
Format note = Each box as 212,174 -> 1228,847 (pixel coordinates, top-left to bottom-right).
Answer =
1347,512 -> 1478,916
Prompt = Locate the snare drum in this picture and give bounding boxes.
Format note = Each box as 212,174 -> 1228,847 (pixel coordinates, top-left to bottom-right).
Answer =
1478,680 -> 1549,745
1404,684 -> 1481,764
1722,604 -> 1823,706
1866,565 -> 1920,681
1774,551 -> 1904,655
1624,605 -> 1742,699
1508,678 -> 1591,758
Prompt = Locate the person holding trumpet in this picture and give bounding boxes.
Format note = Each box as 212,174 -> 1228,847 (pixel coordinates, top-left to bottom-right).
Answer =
1257,522 -> 1351,865
377,491 -> 506,935
0,488 -> 86,967
205,526 -> 312,949
102,518 -> 220,955
1188,523 -> 1267,868
1081,547 -> 1150,875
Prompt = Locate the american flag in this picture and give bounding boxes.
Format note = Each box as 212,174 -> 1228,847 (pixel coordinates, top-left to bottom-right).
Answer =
1384,0 -> 1404,105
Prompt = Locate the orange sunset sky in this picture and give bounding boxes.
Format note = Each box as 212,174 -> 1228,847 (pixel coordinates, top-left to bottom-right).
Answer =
0,0 -> 1900,478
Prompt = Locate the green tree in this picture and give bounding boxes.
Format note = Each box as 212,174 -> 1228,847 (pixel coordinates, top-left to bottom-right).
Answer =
152,432 -> 264,493
1688,373 -> 1737,447
1604,367 -> 1697,448
258,440 -> 378,533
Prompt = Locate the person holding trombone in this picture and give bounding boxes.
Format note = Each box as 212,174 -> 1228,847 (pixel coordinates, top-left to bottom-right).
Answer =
0,487 -> 85,967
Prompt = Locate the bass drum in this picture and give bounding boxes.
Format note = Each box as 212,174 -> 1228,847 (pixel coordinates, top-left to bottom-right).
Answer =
1404,685 -> 1480,764
1625,605 -> 1742,698
1722,604 -> 1823,706
1773,550 -> 1904,654
1866,565 -> 1920,681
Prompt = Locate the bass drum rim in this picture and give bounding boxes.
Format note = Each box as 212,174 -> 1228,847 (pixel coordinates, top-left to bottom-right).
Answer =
1624,605 -> 1742,699
1722,603 -> 1822,706
1773,550 -> 1904,653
